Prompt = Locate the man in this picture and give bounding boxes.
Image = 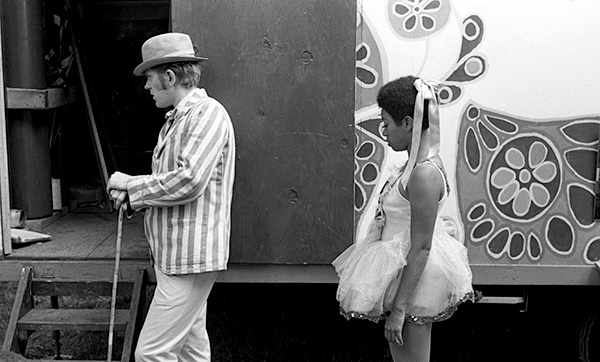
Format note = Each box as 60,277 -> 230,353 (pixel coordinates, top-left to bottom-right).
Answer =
107,32 -> 235,362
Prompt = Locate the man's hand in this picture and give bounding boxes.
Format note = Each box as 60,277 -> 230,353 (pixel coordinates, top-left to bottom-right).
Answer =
107,171 -> 132,192
107,172 -> 133,210
109,189 -> 129,210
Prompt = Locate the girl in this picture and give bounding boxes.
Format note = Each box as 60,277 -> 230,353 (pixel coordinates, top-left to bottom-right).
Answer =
333,76 -> 474,361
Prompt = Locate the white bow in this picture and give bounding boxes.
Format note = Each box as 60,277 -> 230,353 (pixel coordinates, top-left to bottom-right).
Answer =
398,78 -> 441,188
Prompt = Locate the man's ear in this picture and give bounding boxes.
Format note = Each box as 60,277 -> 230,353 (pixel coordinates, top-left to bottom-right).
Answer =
165,69 -> 177,86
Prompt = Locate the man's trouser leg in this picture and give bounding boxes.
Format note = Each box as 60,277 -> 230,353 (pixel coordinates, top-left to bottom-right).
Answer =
134,267 -> 218,362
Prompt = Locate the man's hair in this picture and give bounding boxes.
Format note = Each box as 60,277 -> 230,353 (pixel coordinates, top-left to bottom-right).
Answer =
376,75 -> 429,129
154,62 -> 203,89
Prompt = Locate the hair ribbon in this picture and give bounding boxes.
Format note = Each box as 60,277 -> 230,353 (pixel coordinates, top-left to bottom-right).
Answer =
398,78 -> 441,188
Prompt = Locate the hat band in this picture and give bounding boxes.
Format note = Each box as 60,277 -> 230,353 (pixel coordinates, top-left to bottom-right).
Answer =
143,49 -> 197,63
164,50 -> 195,57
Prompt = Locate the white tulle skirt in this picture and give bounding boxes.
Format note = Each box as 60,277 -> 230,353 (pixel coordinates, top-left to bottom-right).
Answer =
332,221 -> 474,324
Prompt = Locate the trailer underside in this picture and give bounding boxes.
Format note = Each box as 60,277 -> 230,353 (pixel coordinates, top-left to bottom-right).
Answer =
1,213 -> 599,285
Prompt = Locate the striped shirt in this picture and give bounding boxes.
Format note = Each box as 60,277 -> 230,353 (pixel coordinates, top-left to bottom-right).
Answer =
127,88 -> 235,275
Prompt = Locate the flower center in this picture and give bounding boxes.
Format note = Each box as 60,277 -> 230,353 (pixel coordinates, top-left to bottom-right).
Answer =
519,169 -> 531,184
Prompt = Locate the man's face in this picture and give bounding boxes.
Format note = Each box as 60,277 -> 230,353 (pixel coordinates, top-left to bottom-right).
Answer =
144,69 -> 173,108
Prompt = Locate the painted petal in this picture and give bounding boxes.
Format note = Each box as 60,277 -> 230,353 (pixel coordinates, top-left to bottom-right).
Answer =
404,15 -> 418,31
488,229 -> 510,256
546,217 -> 574,254
486,115 -> 517,134
562,122 -> 600,145
356,44 -> 368,62
505,148 -> 525,169
512,187 -> 531,217
565,149 -> 597,182
465,127 -> 481,171
362,163 -> 378,183
468,204 -> 486,221
509,233 -> 525,259
421,15 -> 435,30
528,141 -> 547,168
497,180 -> 519,205
491,167 -> 516,188
528,234 -> 542,260
424,0 -> 441,11
465,56 -> 485,77
472,219 -> 494,241
356,65 -> 378,88
394,3 -> 411,16
530,182 -> 550,207
585,237 -> 600,263
532,161 -> 557,183
569,184 -> 595,226
355,182 -> 365,210
478,121 -> 498,149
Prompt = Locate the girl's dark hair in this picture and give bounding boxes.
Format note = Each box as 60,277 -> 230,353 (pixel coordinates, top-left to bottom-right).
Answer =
376,75 -> 429,129
154,62 -> 203,89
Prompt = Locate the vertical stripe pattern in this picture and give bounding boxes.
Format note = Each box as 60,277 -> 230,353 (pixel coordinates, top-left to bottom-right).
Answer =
128,88 -> 235,274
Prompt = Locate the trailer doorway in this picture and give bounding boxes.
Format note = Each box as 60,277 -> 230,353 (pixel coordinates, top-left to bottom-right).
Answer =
1,0 -> 356,279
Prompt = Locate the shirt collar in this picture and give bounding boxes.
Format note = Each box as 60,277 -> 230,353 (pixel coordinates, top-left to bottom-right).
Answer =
165,88 -> 207,121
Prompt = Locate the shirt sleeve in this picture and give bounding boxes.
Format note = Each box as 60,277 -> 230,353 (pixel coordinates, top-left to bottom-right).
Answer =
127,100 -> 229,210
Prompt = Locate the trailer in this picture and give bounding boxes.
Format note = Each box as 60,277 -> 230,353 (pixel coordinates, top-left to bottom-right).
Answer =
1,0 -> 600,360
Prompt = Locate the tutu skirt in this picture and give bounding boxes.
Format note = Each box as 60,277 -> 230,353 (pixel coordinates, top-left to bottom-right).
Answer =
332,221 -> 474,324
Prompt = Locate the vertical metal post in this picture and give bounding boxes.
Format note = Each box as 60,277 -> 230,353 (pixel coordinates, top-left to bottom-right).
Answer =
0,0 -> 11,256
3,0 -> 53,219
594,124 -> 600,220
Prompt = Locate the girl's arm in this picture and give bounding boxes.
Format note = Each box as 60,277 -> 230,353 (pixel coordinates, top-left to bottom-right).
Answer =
384,162 -> 444,344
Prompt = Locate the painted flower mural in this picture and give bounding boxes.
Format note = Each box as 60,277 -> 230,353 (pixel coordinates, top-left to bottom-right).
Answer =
355,0 -> 600,273
387,0 -> 452,38
489,138 -> 559,220
456,103 -> 600,264
354,2 -> 488,239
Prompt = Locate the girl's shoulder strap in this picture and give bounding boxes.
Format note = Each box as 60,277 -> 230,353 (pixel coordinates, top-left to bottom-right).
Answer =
418,158 -> 450,196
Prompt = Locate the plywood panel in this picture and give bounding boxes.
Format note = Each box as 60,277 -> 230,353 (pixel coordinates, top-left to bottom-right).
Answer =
173,0 -> 356,264
7,212 -> 148,260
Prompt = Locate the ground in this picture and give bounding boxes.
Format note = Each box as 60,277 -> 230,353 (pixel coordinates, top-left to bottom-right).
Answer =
0,282 -> 595,361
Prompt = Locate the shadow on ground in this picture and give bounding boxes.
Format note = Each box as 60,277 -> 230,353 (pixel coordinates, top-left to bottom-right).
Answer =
1,282 -> 596,361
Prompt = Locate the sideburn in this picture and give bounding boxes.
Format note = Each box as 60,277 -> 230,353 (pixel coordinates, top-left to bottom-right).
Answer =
157,73 -> 170,90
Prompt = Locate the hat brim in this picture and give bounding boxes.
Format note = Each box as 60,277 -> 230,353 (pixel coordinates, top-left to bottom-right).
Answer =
133,56 -> 208,76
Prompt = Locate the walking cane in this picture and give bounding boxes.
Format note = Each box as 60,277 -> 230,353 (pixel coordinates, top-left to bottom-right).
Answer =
108,205 -> 124,361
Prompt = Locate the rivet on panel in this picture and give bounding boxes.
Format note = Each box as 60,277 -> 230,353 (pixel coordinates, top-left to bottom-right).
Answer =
301,50 -> 313,65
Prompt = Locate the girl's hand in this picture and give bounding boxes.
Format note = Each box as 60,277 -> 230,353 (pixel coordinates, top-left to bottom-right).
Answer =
384,309 -> 406,345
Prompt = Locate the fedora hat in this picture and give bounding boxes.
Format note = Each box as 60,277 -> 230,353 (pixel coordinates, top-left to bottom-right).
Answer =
133,33 -> 207,76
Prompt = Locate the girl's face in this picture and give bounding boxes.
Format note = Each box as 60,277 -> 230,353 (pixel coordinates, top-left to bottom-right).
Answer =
381,109 -> 411,152
144,69 -> 175,108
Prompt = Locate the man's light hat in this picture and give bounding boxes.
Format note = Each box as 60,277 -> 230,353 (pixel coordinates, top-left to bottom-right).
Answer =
133,32 -> 207,76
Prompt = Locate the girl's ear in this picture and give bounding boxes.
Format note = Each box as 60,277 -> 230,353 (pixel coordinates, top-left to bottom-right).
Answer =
403,116 -> 414,130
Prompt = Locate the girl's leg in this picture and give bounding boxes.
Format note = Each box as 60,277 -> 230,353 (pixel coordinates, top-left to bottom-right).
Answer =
388,322 -> 432,362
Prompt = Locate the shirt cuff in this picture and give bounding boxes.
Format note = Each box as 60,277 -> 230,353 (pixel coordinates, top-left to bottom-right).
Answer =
127,175 -> 149,210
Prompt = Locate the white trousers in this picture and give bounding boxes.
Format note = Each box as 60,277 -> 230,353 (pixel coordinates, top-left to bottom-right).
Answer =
135,267 -> 218,362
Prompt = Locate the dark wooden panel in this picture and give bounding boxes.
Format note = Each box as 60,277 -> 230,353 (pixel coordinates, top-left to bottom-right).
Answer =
32,280 -> 133,297
173,0 -> 356,264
